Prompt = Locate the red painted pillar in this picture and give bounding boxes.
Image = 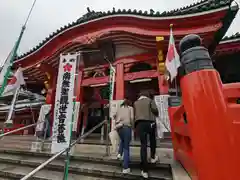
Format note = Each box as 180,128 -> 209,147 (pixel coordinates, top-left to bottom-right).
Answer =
179,35 -> 237,180
115,63 -> 124,100
75,57 -> 84,137
48,76 -> 57,135
40,64 -> 57,135
158,75 -> 169,94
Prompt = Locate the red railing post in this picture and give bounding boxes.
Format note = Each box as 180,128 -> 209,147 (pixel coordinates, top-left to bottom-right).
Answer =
178,34 -> 237,180
168,96 -> 181,159
168,96 -> 197,179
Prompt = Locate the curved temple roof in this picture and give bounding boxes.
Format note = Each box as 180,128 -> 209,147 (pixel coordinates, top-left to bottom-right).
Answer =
15,0 -> 234,60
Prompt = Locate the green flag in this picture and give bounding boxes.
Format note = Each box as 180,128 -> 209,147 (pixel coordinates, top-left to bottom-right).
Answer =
0,27 -> 25,97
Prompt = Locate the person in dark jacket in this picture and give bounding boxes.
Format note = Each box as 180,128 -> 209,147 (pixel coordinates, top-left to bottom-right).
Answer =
134,90 -> 159,179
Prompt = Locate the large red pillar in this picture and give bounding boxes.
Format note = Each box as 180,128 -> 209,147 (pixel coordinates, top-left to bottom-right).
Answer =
37,63 -> 57,134
75,57 -> 84,138
179,34 -> 237,180
158,75 -> 169,94
115,63 -> 124,100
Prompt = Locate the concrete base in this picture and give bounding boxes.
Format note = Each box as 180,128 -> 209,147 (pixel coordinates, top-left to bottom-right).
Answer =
171,161 -> 191,180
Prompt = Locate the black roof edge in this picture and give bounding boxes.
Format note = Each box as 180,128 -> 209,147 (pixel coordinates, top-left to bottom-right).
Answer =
208,2 -> 239,55
15,0 -> 233,61
221,32 -> 240,42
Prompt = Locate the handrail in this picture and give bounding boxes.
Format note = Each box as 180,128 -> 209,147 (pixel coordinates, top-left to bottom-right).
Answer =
0,120 -> 46,138
21,119 -> 107,180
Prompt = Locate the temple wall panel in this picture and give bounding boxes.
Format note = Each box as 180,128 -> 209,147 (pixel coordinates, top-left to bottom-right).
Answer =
115,44 -> 147,59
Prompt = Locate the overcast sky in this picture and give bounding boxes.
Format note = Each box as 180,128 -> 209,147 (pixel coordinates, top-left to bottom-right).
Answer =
0,0 -> 240,65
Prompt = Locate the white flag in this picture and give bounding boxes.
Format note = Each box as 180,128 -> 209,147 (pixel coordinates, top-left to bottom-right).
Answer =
0,49 -> 14,85
165,27 -> 181,82
2,67 -> 25,96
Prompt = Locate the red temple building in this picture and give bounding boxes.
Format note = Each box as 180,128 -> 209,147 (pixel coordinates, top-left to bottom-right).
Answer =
1,0 -> 239,137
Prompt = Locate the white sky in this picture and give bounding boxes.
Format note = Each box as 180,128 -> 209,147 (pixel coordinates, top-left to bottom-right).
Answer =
0,0 -> 240,64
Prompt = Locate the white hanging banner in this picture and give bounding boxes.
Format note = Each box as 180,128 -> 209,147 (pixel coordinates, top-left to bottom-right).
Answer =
51,53 -> 77,154
73,102 -> 80,132
154,95 -> 171,139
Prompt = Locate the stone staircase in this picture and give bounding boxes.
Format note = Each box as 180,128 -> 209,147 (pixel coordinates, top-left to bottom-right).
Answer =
0,135 -> 174,180
0,135 -> 172,151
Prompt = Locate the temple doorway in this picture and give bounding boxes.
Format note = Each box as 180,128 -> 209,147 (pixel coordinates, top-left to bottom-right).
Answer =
85,103 -> 105,134
125,78 -> 159,103
80,86 -> 109,139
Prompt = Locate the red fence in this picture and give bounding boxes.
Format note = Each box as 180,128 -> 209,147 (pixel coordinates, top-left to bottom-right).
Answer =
168,100 -> 197,180
169,82 -> 240,180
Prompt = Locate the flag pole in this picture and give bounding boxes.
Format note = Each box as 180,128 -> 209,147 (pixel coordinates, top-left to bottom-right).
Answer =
169,23 -> 179,97
5,86 -> 21,125
0,0 -> 37,97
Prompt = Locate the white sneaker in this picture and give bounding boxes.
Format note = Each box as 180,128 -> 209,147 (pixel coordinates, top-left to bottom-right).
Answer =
150,156 -> 159,163
122,168 -> 131,174
117,154 -> 123,160
141,171 -> 149,178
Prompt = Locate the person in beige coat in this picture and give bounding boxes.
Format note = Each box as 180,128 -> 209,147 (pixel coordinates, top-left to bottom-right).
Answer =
115,98 -> 134,174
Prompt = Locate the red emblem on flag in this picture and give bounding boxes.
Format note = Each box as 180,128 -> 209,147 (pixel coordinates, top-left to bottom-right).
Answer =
8,76 -> 17,85
167,44 -> 175,62
63,63 -> 72,72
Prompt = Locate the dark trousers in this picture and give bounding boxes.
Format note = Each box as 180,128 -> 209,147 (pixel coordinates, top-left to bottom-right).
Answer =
137,121 -> 156,172
118,126 -> 132,169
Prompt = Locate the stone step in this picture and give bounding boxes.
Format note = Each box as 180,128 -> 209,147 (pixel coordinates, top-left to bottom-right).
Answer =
0,150 -> 172,180
0,135 -> 172,149
0,149 -> 170,169
0,135 -> 37,141
0,142 -> 174,165
0,162 -> 110,180
0,140 -> 51,152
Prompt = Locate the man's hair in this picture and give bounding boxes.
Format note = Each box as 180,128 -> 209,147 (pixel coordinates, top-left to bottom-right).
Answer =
121,98 -> 131,106
139,89 -> 150,98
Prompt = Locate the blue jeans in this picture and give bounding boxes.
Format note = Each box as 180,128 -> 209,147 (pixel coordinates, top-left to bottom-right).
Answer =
118,126 -> 132,169
118,140 -> 123,156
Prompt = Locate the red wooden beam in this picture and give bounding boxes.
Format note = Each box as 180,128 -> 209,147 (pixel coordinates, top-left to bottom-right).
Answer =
114,52 -> 156,64
81,70 -> 159,86
124,70 -> 158,81
81,76 -> 109,87
223,83 -> 240,99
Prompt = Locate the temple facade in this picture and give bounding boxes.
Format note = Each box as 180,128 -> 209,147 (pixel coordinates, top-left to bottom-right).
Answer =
2,0 -> 239,136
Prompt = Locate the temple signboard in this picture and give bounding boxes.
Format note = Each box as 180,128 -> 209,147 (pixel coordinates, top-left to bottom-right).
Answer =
154,95 -> 171,139
51,53 -> 77,153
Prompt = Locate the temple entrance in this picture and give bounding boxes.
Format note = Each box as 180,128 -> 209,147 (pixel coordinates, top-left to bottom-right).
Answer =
85,103 -> 104,134
79,86 -> 109,139
125,78 -> 159,103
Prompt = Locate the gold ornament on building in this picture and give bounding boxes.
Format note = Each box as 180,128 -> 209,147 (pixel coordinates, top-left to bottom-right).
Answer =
156,36 -> 165,73
44,81 -> 49,89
